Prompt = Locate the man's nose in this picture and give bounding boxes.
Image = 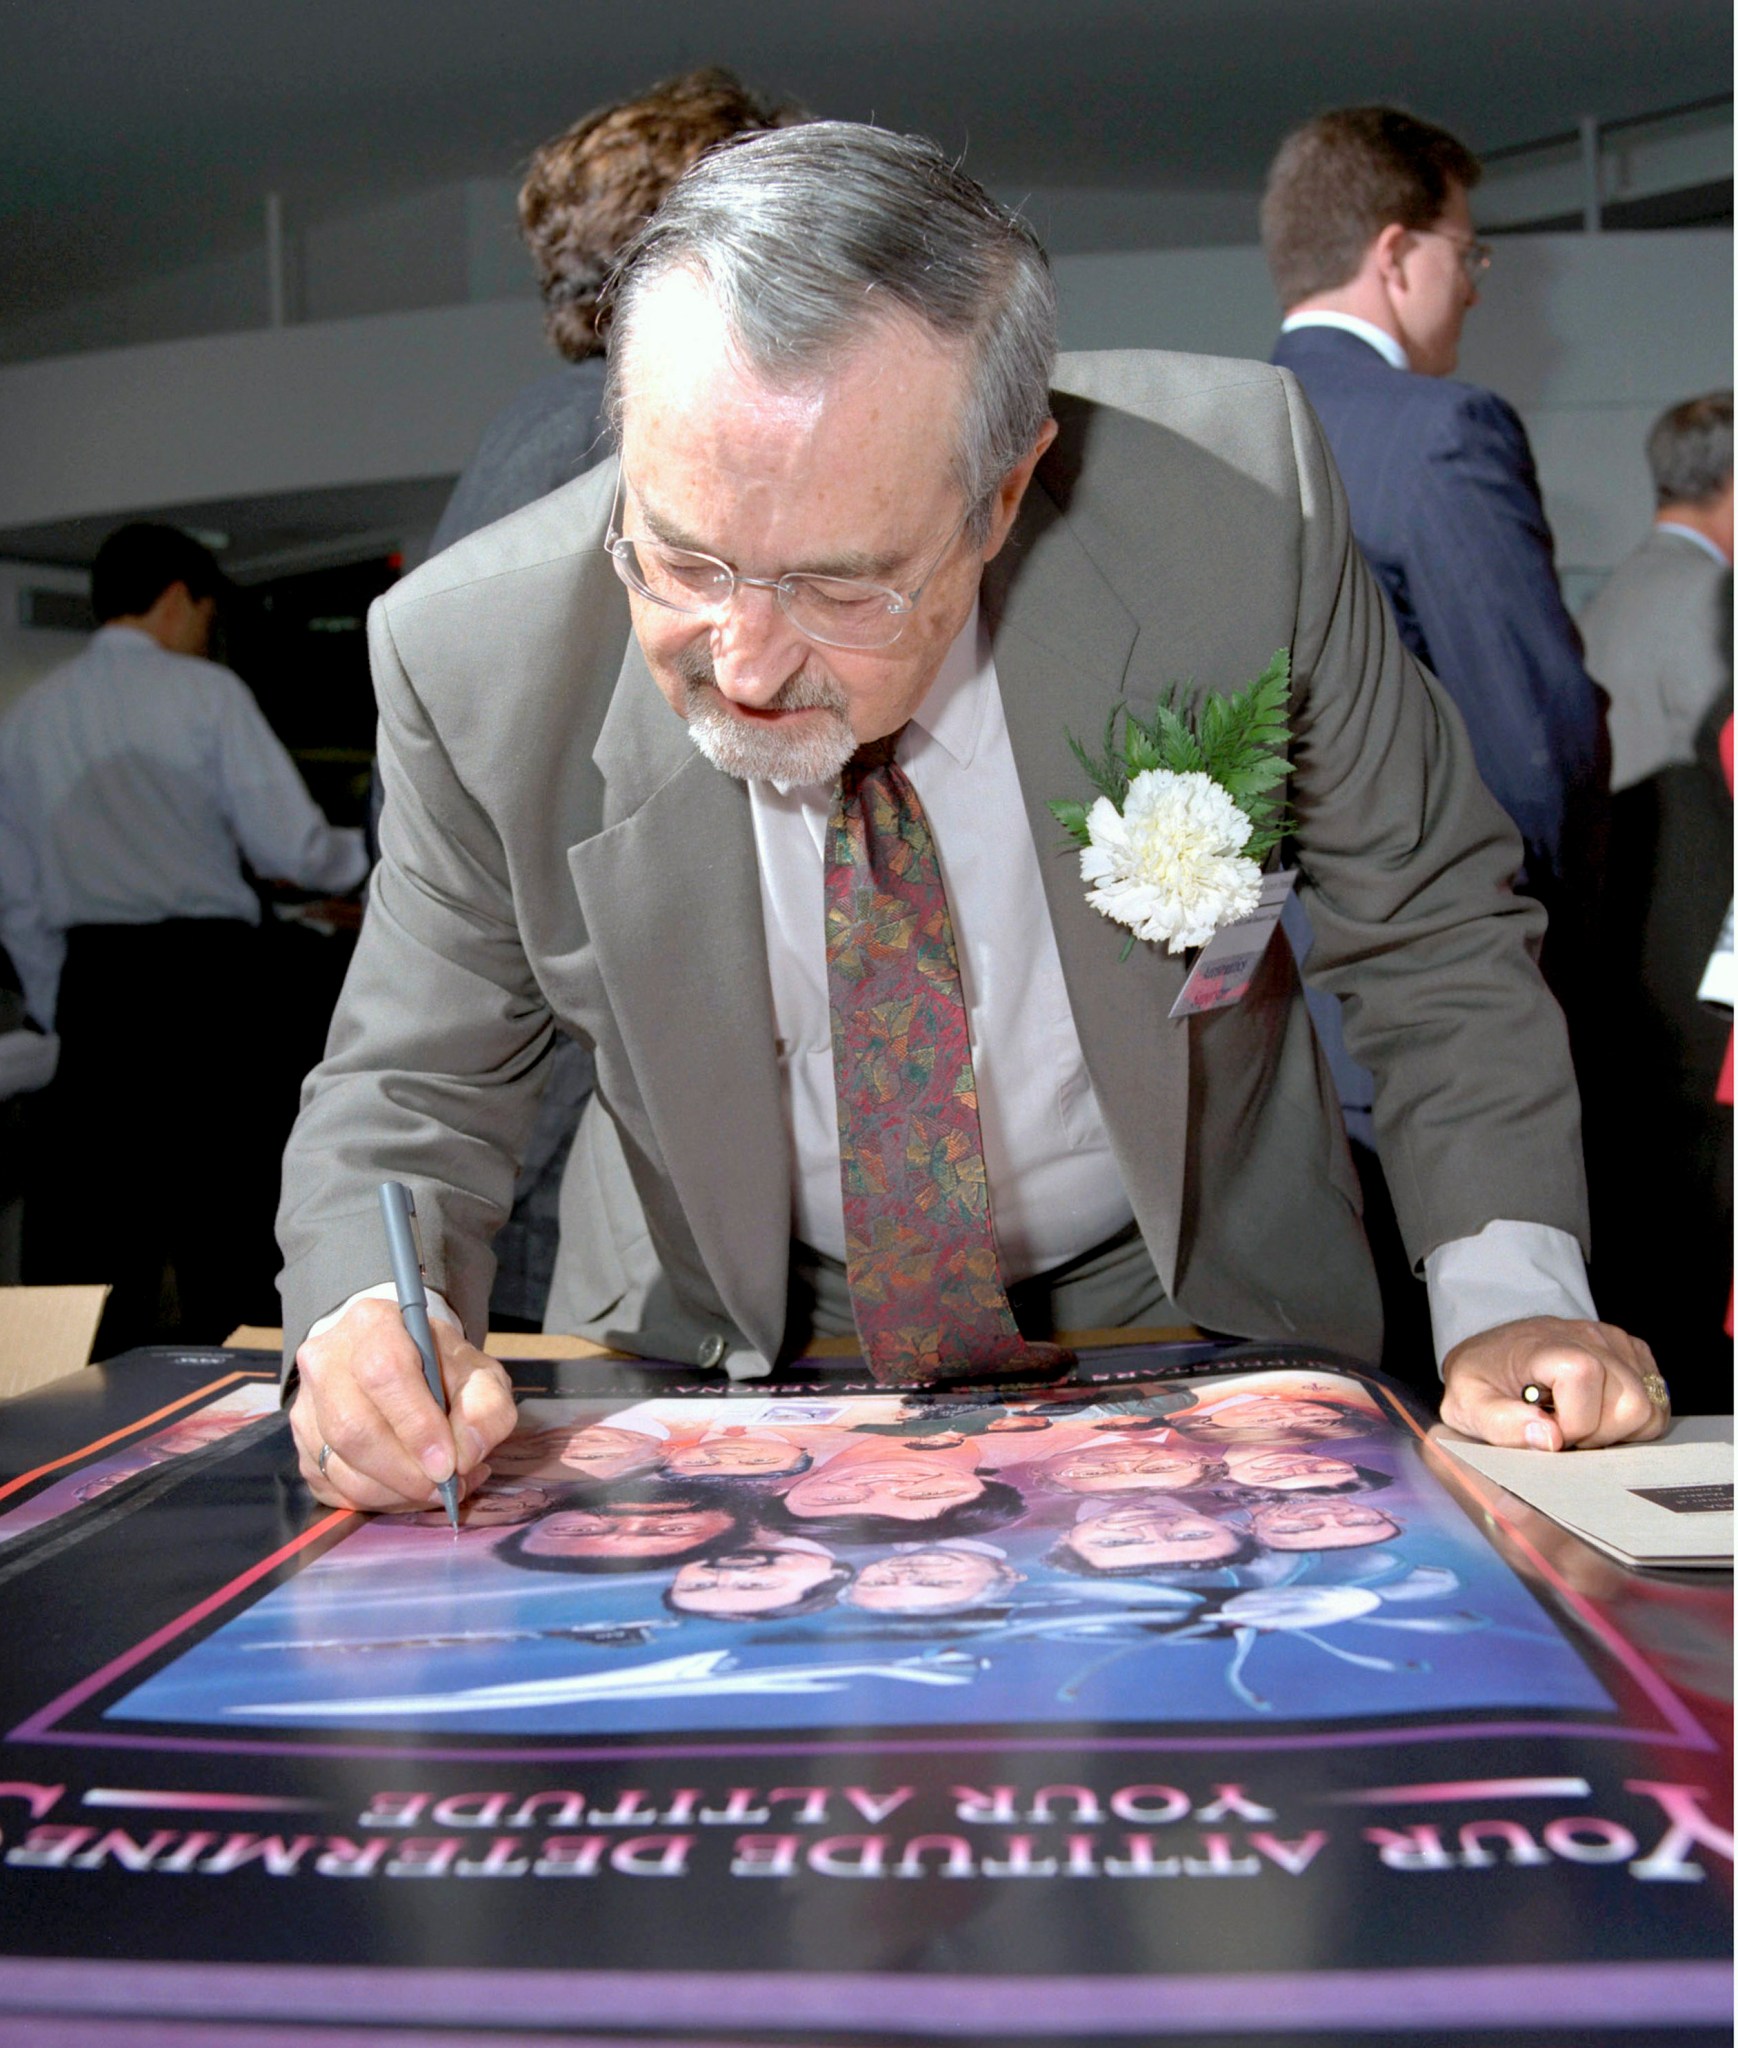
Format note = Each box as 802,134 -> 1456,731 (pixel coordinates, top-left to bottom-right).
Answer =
708,583 -> 807,704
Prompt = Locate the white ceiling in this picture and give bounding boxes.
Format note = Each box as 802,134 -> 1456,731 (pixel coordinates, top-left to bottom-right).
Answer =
2,0 -> 1731,322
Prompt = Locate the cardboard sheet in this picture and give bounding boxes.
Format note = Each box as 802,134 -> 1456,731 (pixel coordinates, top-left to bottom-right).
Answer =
1437,1417 -> 1735,1567
0,1284 -> 109,1401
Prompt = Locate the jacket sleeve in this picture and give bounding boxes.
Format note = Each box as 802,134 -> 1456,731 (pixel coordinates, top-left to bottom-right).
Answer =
1274,370 -> 1591,1268
1397,388 -> 1603,880
274,596 -> 554,1367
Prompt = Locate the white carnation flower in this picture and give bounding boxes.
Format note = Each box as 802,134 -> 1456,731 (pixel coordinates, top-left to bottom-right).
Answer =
1079,768 -> 1261,953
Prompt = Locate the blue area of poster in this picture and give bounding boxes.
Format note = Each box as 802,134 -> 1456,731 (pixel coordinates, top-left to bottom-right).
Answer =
108,1368 -> 1612,1738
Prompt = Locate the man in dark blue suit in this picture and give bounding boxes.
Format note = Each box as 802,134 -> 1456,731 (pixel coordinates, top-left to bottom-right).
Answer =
1262,108 -> 1605,973
1260,108 -> 1607,1388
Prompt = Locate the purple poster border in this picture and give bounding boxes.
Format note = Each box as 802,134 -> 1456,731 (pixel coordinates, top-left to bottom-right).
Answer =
0,1955 -> 1728,2034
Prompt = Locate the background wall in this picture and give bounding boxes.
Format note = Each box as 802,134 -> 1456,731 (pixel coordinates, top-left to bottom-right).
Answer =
0,561 -> 96,714
0,222 -> 1727,710
1051,226 -> 1733,611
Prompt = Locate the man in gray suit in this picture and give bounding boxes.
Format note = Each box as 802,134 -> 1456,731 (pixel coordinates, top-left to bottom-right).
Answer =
1580,391 -> 1733,794
278,125 -> 1665,1517
1578,392 -> 1732,1391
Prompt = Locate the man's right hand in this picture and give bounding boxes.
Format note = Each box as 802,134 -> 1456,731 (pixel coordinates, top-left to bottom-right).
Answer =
289,1297 -> 518,1513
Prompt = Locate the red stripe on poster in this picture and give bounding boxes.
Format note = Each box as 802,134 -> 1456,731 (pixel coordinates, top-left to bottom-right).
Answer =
0,1374 -> 272,1502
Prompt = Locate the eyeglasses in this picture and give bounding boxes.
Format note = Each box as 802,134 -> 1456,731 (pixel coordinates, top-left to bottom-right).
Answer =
1418,227 -> 1493,285
605,471 -> 968,651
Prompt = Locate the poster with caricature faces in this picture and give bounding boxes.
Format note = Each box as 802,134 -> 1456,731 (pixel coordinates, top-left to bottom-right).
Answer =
0,1345 -> 1727,2044
96,1366 -> 1613,1737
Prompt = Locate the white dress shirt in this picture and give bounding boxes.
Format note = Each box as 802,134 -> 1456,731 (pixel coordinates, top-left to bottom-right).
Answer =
749,605 -> 1132,1281
1653,520 -> 1730,568
0,625 -> 368,1027
748,607 -> 1593,1360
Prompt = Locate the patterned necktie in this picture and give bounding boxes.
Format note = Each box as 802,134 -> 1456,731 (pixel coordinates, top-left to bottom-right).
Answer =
825,732 -> 1073,1386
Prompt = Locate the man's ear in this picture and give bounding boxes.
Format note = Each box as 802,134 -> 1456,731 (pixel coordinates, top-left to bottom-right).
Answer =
1370,220 -> 1417,294
981,416 -> 1060,563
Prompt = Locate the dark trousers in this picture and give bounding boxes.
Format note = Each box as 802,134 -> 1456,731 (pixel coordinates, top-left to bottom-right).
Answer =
26,919 -> 287,1354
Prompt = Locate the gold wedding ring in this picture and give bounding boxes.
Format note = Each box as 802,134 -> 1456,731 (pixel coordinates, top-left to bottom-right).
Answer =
1641,1371 -> 1670,1411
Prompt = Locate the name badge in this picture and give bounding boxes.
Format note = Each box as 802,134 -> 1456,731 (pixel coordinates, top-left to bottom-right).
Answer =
1168,869 -> 1298,1019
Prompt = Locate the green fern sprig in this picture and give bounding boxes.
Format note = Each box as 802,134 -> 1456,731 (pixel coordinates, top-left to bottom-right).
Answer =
1047,649 -> 1294,856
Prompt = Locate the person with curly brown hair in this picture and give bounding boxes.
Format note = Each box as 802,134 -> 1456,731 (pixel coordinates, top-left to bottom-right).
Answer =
430,68 -> 804,557
426,71 -> 806,1336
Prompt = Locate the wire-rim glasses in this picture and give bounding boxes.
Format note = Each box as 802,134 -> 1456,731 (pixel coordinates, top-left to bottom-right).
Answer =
605,471 -> 968,651
1417,226 -> 1493,285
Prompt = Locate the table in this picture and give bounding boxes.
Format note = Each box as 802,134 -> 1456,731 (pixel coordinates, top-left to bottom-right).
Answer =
0,1340 -> 1728,2046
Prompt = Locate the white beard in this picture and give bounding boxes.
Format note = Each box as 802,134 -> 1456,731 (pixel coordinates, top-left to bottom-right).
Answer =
677,652 -> 857,787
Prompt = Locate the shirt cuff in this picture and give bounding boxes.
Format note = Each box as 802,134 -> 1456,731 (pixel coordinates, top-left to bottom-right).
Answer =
1424,1220 -> 1597,1370
306,1281 -> 465,1343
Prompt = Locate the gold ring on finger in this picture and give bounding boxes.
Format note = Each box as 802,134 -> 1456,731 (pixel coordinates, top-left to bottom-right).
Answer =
1641,1371 -> 1670,1410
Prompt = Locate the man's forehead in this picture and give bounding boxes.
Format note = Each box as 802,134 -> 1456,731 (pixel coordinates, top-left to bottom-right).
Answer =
617,269 -> 966,472
620,281 -> 822,434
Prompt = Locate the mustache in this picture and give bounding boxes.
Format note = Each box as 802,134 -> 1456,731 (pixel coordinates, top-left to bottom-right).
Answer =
672,645 -> 849,717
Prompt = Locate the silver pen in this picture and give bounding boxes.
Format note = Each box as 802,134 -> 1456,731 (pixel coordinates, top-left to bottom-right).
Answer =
379,1181 -> 461,1529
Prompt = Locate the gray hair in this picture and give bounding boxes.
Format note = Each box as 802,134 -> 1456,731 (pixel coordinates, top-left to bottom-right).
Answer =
601,122 -> 1057,540
1647,391 -> 1733,507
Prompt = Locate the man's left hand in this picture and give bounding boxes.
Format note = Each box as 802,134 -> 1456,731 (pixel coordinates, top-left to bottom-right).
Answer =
1440,1315 -> 1670,1450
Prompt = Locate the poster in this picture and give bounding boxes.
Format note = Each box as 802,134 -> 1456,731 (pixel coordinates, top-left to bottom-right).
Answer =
0,1372 -> 279,1546
0,1345 -> 1728,2044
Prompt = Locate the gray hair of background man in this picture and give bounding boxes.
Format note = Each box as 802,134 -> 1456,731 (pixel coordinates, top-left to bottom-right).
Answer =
1646,391 -> 1734,508
600,122 -> 1058,541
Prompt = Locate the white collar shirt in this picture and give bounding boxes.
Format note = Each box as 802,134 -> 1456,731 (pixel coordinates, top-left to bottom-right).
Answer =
0,625 -> 366,1026
1281,310 -> 1411,372
1653,520 -> 1731,568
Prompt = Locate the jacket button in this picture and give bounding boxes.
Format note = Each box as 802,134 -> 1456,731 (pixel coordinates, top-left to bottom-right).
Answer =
697,1334 -> 728,1369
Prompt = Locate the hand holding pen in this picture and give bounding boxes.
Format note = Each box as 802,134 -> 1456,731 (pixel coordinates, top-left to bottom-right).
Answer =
288,1196 -> 518,1517
1438,1314 -> 1671,1453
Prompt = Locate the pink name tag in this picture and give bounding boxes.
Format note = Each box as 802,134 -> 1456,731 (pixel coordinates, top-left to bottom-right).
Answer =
1168,869 -> 1298,1018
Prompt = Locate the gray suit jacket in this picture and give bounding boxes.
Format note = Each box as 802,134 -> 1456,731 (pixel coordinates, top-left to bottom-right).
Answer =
277,351 -> 1587,1374
1579,526 -> 1733,794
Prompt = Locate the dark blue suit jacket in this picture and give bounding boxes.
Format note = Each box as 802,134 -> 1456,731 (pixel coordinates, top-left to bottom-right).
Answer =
430,359 -> 610,557
1272,324 -> 1602,888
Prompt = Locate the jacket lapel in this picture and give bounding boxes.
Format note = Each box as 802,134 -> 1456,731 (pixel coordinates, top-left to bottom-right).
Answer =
567,636 -> 792,1358
985,481 -> 1192,1296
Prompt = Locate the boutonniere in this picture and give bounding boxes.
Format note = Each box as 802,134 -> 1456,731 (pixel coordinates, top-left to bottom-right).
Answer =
1048,651 -> 1293,956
